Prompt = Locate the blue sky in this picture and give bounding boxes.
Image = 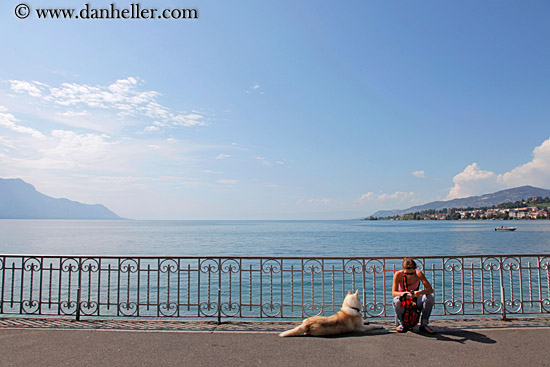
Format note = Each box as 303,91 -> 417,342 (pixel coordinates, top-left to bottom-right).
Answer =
1,1 -> 549,219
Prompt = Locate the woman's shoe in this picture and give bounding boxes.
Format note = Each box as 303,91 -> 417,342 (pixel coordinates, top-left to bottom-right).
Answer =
419,325 -> 436,334
396,325 -> 407,333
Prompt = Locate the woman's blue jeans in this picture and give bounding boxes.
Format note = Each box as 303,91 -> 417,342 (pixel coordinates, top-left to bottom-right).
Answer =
393,293 -> 435,327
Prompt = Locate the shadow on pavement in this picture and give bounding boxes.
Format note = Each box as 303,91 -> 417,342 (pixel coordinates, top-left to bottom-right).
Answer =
418,328 -> 497,344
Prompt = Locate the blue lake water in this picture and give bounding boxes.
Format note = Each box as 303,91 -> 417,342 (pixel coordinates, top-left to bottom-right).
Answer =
0,219 -> 549,257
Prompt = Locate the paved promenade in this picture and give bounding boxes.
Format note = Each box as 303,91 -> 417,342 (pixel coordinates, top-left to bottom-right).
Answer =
2,316 -> 550,366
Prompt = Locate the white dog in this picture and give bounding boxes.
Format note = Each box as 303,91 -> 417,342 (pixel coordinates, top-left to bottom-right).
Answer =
279,290 -> 383,337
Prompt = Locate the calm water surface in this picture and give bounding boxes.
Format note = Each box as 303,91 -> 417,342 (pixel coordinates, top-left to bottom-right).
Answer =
0,220 -> 549,257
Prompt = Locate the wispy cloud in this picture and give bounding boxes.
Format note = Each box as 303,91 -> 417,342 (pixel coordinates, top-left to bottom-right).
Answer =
357,191 -> 415,204
216,154 -> 231,159
252,156 -> 284,166
7,77 -> 207,133
0,106 -> 45,139
245,83 -> 264,95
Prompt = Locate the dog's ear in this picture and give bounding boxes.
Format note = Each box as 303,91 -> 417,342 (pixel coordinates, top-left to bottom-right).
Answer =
347,290 -> 351,295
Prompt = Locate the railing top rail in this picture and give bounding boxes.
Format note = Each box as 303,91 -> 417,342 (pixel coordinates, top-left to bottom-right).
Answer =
1,253 -> 549,259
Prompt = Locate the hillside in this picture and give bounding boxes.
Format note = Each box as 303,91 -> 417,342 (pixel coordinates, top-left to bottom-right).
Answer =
371,186 -> 550,218
0,178 -> 124,220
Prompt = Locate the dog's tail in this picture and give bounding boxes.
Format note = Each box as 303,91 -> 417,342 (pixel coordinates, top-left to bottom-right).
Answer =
278,323 -> 308,337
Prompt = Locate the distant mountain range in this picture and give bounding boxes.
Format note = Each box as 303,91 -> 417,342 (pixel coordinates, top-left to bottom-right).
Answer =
0,178 -> 124,220
371,186 -> 550,218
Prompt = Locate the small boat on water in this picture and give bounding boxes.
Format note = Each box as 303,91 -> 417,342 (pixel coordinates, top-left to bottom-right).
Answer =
495,226 -> 517,231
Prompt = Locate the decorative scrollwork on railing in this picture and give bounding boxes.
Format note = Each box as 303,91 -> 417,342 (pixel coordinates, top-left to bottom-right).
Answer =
444,299 -> 463,314
60,300 -> 78,315
303,259 -> 322,274
303,302 -> 322,317
411,258 -> 424,272
364,302 -> 385,317
262,302 -> 282,317
222,258 -> 241,274
61,258 -> 79,273
199,258 -> 219,274
159,258 -> 178,273
444,257 -> 463,273
0,257 -> 3,270
22,299 -> 40,314
221,302 -> 241,317
199,301 -> 218,317
482,257 -> 501,272
344,259 -> 362,274
120,258 -> 139,273
542,299 -> 550,313
539,257 -> 550,270
505,298 -> 522,313
262,259 -> 281,274
23,257 -> 41,272
80,301 -> 99,315
483,299 -> 503,314
159,302 -> 178,316
364,259 -> 384,274
502,257 -> 521,272
81,258 -> 100,272
119,302 -> 138,316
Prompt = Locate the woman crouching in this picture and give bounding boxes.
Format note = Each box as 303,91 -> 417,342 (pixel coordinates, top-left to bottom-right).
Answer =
392,257 -> 436,334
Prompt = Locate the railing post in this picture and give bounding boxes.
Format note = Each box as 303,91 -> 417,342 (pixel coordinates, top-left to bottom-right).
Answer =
500,285 -> 507,321
76,258 -> 82,321
76,287 -> 81,321
217,287 -> 221,325
499,258 -> 507,321
217,258 -> 222,324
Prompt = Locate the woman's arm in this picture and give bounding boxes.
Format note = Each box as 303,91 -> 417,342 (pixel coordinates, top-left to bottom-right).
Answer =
415,270 -> 434,296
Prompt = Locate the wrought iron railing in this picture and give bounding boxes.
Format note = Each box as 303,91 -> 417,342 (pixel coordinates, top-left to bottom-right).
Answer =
1,255 -> 549,321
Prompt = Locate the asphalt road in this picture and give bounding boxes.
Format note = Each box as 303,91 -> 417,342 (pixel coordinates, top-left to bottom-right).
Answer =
2,326 -> 550,367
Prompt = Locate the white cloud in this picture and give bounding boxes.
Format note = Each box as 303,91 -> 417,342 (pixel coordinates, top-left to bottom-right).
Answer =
172,113 -> 205,127
447,138 -> 550,199
7,77 -> 206,133
144,125 -> 161,132
412,170 -> 426,178
9,80 -> 46,97
216,154 -> 231,159
446,163 -> 500,199
499,138 -> 550,188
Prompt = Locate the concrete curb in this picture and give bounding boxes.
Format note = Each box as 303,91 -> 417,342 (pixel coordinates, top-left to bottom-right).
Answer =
1,315 -> 549,333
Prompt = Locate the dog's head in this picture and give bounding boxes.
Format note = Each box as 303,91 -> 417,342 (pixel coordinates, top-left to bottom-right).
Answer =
343,290 -> 362,311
